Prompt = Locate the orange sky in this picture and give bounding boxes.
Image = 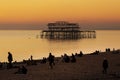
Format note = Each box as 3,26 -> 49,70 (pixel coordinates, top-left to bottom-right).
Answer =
0,0 -> 120,25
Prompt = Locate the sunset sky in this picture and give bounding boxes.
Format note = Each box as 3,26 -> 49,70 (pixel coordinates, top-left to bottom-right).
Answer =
0,0 -> 120,30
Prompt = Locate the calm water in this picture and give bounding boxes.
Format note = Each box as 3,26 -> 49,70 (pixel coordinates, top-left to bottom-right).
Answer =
0,30 -> 120,62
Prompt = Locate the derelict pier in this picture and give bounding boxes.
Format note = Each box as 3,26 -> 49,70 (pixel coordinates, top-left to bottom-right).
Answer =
41,21 -> 96,39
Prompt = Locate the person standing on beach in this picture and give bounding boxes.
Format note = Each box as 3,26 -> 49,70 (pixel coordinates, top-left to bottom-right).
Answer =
102,58 -> 109,74
30,55 -> 33,61
8,52 -> 13,68
48,53 -> 55,69
71,54 -> 76,63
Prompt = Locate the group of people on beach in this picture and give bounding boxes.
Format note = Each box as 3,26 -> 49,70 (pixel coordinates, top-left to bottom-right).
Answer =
1,52 -> 28,74
0,48 -> 119,75
61,53 -> 77,63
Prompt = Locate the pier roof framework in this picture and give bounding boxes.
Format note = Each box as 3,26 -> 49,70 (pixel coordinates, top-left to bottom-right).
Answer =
47,21 -> 80,31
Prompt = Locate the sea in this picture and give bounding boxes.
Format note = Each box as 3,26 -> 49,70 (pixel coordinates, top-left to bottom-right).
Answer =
0,30 -> 120,62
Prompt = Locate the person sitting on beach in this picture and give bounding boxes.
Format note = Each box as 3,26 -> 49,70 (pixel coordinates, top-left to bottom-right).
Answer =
106,48 -> 110,52
63,54 -> 70,63
15,65 -> 27,74
71,54 -> 76,63
102,58 -> 109,74
78,51 -> 83,57
41,57 -> 47,64
48,53 -> 55,69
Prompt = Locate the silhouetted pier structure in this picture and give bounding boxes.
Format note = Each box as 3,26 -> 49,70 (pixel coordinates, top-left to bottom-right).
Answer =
41,21 -> 96,39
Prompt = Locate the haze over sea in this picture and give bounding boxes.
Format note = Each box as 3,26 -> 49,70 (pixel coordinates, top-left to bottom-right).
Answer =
0,30 -> 120,62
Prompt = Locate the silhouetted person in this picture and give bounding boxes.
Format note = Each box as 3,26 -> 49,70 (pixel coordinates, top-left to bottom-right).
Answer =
75,53 -> 78,56
106,48 -> 110,52
79,51 -> 83,57
63,54 -> 70,63
30,55 -> 33,61
41,57 -> 47,64
71,54 -> 76,63
8,52 -> 13,68
94,50 -> 99,55
48,53 -> 55,69
102,58 -> 109,74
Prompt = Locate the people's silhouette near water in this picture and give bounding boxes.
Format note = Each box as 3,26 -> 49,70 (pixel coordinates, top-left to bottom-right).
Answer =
63,53 -> 70,63
102,58 -> 109,74
8,52 -> 13,68
106,48 -> 110,52
48,53 -> 55,69
71,54 -> 76,63
41,57 -> 47,64
30,55 -> 33,61
79,51 -> 83,57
